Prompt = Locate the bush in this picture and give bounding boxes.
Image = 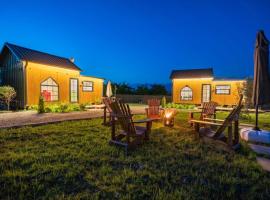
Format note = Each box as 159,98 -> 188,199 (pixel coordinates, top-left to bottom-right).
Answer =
67,104 -> 81,112
165,103 -> 195,109
30,102 -> 88,113
59,104 -> 69,113
161,96 -> 166,108
0,86 -> 16,110
38,96 -> 45,113
79,104 -> 86,111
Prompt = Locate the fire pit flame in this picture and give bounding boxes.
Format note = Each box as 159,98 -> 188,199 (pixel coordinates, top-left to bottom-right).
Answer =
163,109 -> 177,127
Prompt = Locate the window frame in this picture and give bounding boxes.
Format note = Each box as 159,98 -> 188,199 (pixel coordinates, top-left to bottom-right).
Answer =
40,77 -> 59,102
82,81 -> 94,92
180,86 -> 193,101
215,85 -> 231,95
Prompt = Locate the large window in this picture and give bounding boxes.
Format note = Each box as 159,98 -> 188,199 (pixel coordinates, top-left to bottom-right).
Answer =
181,86 -> 193,100
41,78 -> 59,101
216,85 -> 231,95
82,81 -> 93,92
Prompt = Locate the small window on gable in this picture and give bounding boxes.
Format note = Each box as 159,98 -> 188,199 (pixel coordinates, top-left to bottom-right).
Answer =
82,81 -> 93,92
41,78 -> 59,101
216,85 -> 231,95
181,86 -> 193,100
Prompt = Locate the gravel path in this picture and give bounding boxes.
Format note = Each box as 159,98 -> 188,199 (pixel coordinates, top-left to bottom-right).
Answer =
0,106 -> 146,129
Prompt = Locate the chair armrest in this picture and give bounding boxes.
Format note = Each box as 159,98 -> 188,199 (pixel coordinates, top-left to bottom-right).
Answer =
189,111 -> 202,114
203,118 -> 225,122
190,119 -> 228,127
239,123 -> 254,128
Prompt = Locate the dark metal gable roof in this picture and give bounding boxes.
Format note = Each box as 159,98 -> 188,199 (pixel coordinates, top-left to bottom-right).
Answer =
4,43 -> 81,71
170,68 -> 214,79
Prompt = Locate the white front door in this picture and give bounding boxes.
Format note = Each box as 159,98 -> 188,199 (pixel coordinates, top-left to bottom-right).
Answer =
70,78 -> 78,103
202,84 -> 211,103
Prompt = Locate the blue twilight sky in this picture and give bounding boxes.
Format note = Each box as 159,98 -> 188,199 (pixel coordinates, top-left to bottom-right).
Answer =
0,0 -> 269,84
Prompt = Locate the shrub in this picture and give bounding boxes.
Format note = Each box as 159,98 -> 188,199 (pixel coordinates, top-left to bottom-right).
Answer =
67,104 -> 81,112
38,96 -> 45,113
79,104 -> 86,111
165,103 -> 195,110
0,86 -> 16,110
29,102 -> 88,113
161,96 -> 166,108
59,103 -> 69,113
27,105 -> 38,110
44,107 -> 52,113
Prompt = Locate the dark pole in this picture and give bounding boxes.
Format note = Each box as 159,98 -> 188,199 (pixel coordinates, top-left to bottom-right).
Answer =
254,104 -> 260,131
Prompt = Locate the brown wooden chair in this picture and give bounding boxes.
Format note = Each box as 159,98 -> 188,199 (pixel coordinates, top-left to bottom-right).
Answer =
110,100 -> 153,153
102,97 -> 116,125
189,101 -> 218,126
190,96 -> 243,150
145,99 -> 164,120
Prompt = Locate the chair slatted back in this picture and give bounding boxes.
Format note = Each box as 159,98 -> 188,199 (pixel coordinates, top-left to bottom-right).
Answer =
200,101 -> 218,119
214,95 -> 243,138
103,97 -> 114,113
110,100 -> 136,135
147,99 -> 161,116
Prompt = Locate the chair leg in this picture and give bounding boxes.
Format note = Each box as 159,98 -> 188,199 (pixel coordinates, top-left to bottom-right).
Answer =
228,125 -> 233,147
234,120 -> 239,145
189,112 -> 194,127
103,107 -> 107,125
145,121 -> 152,141
111,117 -> 116,140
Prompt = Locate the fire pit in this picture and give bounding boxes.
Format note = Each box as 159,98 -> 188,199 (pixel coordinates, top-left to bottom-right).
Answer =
163,109 -> 177,127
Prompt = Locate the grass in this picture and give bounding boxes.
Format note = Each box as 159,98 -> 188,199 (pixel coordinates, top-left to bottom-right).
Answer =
0,111 -> 270,199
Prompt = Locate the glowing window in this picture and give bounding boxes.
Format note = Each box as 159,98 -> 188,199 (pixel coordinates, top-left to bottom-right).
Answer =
41,78 -> 59,101
216,85 -> 230,95
181,86 -> 193,100
82,81 -> 93,92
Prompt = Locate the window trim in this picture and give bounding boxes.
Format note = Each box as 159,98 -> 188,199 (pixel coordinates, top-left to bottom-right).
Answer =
180,86 -> 193,101
70,78 -> 79,103
82,81 -> 94,92
40,77 -> 59,102
215,85 -> 231,95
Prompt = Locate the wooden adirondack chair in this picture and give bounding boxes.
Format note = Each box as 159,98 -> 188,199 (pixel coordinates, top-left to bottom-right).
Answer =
110,100 -> 153,152
145,99 -> 164,120
189,101 -> 218,126
190,96 -> 243,150
102,97 -> 117,125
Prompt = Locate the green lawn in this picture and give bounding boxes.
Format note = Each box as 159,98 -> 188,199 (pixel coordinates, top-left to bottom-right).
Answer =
0,111 -> 270,199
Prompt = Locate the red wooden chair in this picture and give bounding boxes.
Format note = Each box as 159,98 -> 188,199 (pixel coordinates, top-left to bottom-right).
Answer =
189,101 -> 218,126
145,99 -> 164,120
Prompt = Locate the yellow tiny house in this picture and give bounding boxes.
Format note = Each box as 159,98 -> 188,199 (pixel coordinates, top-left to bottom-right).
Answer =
0,43 -> 104,108
170,68 -> 245,106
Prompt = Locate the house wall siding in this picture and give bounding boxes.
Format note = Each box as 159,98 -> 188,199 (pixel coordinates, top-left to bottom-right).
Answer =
172,78 -> 245,105
26,62 -> 103,105
0,47 -> 25,107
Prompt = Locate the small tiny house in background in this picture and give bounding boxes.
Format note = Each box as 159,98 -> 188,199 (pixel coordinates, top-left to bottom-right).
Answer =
170,68 -> 246,106
0,43 -> 104,108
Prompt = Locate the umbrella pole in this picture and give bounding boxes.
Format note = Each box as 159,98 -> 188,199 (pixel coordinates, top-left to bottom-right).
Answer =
254,105 -> 260,131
